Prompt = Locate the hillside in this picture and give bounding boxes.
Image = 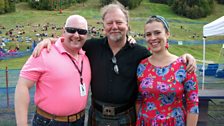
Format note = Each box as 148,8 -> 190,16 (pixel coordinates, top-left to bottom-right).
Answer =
0,0 -> 224,69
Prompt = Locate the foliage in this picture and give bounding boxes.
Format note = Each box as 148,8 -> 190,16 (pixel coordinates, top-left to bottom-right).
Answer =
170,0 -> 214,19
128,0 -> 142,9
76,0 -> 88,3
16,0 -> 29,2
28,0 -> 54,10
28,0 -> 80,10
149,0 -> 167,4
149,0 -> 215,18
0,0 -> 16,14
7,0 -> 16,13
217,0 -> 224,4
99,0 -> 111,6
149,0 -> 174,5
0,0 -> 5,13
99,0 -> 142,9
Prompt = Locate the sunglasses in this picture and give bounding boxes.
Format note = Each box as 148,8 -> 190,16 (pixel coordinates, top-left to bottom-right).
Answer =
65,27 -> 88,35
112,56 -> 119,74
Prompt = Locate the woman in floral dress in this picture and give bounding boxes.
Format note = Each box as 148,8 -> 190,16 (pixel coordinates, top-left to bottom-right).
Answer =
136,15 -> 199,126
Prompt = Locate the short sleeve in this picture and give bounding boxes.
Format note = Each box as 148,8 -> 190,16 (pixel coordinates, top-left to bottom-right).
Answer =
20,55 -> 45,82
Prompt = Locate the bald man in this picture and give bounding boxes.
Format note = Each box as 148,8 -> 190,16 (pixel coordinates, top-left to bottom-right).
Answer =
15,15 -> 91,126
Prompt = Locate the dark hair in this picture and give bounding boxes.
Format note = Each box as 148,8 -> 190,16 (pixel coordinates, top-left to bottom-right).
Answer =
146,15 -> 169,32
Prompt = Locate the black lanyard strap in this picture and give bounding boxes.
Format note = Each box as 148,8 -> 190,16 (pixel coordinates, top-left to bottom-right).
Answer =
66,53 -> 84,84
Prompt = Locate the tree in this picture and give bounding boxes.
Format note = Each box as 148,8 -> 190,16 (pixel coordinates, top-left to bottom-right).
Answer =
16,0 -> 29,2
149,0 -> 174,5
149,0 -> 168,4
99,0 -> 112,6
28,0 -> 77,10
76,0 -> 88,6
0,0 -> 15,14
0,0 -> 5,14
217,0 -> 224,4
4,0 -> 10,12
171,0 -> 214,19
8,0 -> 16,12
129,0 -> 142,9
99,0 -> 142,9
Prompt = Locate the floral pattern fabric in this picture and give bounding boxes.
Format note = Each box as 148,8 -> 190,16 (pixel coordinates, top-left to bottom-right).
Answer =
136,57 -> 199,126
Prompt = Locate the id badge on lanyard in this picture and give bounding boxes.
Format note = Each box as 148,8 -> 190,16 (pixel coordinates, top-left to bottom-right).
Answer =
80,83 -> 86,96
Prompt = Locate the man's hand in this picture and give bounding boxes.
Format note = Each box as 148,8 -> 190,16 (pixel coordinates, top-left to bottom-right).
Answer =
181,54 -> 197,73
32,38 -> 57,57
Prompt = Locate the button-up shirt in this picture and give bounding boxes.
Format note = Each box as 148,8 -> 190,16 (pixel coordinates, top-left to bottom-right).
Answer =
84,37 -> 151,104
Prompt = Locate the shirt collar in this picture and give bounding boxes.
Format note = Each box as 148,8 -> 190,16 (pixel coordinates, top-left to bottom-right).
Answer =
54,37 -> 86,56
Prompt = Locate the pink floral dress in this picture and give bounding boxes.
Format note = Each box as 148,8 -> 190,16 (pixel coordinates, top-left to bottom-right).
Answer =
136,57 -> 199,126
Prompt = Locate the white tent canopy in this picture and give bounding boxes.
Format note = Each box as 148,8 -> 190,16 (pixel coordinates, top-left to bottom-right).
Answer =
202,16 -> 224,89
203,16 -> 224,37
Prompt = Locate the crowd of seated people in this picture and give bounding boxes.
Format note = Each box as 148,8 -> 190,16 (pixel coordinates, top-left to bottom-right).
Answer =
0,22 -> 106,59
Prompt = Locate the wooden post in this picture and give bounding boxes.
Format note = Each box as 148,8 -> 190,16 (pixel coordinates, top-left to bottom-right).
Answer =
198,99 -> 209,126
5,66 -> 9,109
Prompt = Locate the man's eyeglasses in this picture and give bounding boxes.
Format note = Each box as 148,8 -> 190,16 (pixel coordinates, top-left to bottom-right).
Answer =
65,27 -> 88,35
112,56 -> 119,74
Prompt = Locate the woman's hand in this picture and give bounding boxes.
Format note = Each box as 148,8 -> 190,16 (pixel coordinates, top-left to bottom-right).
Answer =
181,54 -> 197,73
128,36 -> 136,44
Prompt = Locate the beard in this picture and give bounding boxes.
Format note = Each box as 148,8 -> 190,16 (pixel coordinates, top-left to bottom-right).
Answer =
108,33 -> 123,42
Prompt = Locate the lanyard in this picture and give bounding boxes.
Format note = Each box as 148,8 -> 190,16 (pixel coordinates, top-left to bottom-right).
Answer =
66,53 -> 84,84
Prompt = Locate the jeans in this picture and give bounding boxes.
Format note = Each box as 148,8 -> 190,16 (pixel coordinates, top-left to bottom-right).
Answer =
32,113 -> 85,126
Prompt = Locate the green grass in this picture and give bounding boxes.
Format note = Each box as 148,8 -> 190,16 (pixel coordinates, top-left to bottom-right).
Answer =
0,120 -> 16,126
0,56 -> 29,69
0,0 -> 224,69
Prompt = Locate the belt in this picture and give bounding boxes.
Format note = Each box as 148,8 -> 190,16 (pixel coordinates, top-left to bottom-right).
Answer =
92,100 -> 133,116
36,107 -> 85,122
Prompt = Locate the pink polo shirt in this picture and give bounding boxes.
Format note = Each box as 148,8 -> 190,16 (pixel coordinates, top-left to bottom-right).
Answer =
20,38 -> 91,116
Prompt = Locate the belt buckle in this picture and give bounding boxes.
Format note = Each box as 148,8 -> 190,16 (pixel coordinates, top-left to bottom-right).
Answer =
102,105 -> 115,116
